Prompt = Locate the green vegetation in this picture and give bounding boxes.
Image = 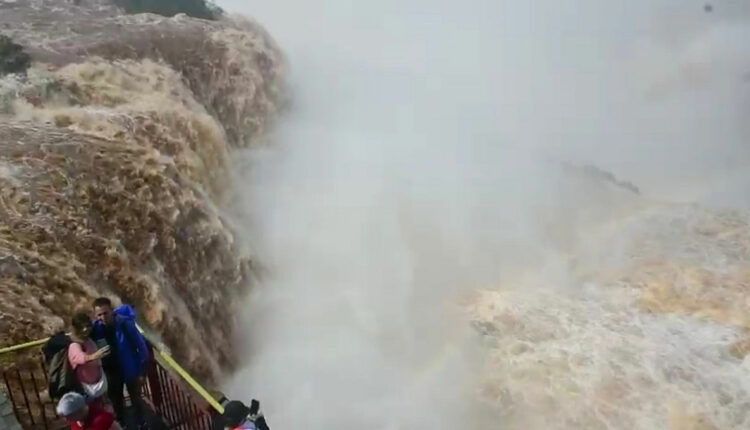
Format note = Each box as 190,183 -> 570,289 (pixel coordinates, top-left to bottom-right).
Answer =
0,35 -> 31,76
113,0 -> 223,20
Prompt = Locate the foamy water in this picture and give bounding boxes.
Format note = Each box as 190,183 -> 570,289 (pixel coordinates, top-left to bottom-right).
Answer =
471,203 -> 750,429
0,3 -> 284,379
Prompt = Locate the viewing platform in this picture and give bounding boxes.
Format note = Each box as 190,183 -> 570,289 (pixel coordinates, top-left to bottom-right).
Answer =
0,331 -> 225,430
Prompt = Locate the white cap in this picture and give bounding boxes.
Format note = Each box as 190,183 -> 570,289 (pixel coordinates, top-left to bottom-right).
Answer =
56,392 -> 86,417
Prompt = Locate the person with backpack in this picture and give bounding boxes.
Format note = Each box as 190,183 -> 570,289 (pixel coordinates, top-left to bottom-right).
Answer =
90,297 -> 150,429
69,312 -> 111,406
56,391 -> 123,430
44,331 -> 83,402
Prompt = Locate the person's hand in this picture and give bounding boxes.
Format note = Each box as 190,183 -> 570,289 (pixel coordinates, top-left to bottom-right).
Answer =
92,345 -> 111,360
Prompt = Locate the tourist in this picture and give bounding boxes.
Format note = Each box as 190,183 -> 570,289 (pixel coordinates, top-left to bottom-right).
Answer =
69,312 -> 111,406
56,392 -> 122,430
220,399 -> 270,430
90,297 -> 149,429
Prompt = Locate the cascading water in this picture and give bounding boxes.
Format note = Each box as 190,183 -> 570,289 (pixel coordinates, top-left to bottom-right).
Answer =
0,0 -> 284,381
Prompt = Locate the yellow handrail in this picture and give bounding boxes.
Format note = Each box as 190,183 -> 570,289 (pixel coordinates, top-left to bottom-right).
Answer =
0,338 -> 51,355
152,348 -> 224,413
0,328 -> 224,414
134,324 -> 223,413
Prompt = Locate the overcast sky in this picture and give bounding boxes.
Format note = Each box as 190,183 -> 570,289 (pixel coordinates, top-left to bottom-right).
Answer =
218,0 -> 750,206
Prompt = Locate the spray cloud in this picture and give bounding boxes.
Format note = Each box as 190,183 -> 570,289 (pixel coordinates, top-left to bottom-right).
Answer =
217,0 -> 750,428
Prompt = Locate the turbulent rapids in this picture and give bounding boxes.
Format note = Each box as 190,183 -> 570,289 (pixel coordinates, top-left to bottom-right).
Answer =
0,0 -> 284,382
471,199 -> 750,429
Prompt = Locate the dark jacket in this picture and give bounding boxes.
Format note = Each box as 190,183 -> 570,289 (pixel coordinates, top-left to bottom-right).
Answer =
91,304 -> 149,383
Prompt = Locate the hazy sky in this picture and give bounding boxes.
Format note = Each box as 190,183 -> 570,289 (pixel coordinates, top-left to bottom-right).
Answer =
219,0 -> 750,206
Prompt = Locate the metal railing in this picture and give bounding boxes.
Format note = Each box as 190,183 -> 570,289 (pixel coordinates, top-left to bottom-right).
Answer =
0,331 -> 224,430
1,353 -> 59,429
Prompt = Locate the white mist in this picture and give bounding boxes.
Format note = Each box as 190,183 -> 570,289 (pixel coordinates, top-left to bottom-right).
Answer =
216,0 -> 750,428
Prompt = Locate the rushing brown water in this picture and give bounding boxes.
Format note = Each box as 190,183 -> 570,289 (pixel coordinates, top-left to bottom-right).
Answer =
0,0 -> 284,382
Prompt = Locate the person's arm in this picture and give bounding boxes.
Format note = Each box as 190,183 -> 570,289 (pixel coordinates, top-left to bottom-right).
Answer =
124,319 -> 149,367
68,342 -> 108,366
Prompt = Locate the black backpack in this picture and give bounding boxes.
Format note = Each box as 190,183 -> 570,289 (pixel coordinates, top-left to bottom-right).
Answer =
42,332 -> 83,401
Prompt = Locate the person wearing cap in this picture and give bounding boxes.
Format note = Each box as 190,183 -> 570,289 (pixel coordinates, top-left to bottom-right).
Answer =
56,392 -> 123,430
221,400 -> 270,430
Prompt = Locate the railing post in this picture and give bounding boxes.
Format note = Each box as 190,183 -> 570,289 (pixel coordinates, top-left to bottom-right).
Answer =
207,392 -> 224,423
145,343 -> 164,414
2,371 -> 20,422
28,369 -> 48,429
15,369 -> 35,428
